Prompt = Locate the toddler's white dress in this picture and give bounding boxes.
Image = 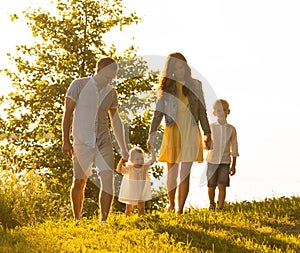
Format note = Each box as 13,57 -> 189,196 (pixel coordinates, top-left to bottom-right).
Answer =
118,165 -> 152,205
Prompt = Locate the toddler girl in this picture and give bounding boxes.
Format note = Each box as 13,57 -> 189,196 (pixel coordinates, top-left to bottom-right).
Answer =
117,147 -> 156,216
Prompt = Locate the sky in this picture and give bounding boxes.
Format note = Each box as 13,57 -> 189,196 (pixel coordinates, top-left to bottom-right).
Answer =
0,0 -> 300,208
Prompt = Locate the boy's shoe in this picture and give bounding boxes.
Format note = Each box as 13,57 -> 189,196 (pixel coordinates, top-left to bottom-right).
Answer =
209,202 -> 216,211
99,220 -> 106,226
217,201 -> 224,211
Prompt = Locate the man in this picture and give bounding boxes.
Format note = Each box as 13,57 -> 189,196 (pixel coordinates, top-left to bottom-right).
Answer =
62,57 -> 128,224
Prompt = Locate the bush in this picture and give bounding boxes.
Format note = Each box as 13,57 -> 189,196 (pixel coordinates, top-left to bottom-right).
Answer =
0,168 -> 70,229
0,167 -> 168,228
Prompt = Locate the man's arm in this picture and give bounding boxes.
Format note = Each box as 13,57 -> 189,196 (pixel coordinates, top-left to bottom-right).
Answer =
109,108 -> 129,160
61,97 -> 76,157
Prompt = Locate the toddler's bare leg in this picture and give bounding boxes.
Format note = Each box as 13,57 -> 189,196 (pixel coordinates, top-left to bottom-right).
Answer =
137,202 -> 145,216
125,204 -> 134,216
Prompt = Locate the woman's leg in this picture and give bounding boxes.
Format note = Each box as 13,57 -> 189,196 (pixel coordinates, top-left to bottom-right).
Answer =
167,163 -> 179,211
177,162 -> 193,214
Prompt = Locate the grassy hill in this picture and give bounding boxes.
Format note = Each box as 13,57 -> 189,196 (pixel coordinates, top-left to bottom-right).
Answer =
0,196 -> 299,252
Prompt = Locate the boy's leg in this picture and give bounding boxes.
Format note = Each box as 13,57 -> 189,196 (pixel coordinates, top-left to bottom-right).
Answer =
208,186 -> 216,210
137,202 -> 145,216
206,163 -> 218,210
216,164 -> 230,210
217,184 -> 226,209
125,204 -> 134,216
167,163 -> 179,212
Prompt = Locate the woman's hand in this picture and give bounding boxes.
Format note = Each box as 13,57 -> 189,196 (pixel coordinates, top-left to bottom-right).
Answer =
147,132 -> 155,150
204,133 -> 212,150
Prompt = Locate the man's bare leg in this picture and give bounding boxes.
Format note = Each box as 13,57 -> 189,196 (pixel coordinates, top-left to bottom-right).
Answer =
99,191 -> 113,221
99,170 -> 114,222
70,178 -> 87,221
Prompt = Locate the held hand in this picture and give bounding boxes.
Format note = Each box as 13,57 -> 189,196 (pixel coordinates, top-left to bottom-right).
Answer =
62,141 -> 74,158
119,157 -> 127,164
121,149 -> 129,161
116,157 -> 127,174
204,133 -> 212,150
147,133 -> 155,151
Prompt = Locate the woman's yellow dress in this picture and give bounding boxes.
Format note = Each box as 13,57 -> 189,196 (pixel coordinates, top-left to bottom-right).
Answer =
158,82 -> 203,163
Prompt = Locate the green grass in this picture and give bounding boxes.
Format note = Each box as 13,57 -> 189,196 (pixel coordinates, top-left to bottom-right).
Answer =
0,196 -> 299,253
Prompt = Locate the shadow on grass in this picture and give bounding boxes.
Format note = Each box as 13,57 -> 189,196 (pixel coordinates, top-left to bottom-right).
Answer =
228,196 -> 300,236
0,228 -> 32,252
260,220 -> 300,235
143,211 -> 300,252
154,224 -> 255,253
215,224 -> 299,252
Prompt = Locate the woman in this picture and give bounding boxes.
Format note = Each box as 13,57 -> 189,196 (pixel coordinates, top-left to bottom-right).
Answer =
147,52 -> 212,214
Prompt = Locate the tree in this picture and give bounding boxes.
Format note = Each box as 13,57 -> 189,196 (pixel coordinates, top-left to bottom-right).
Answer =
0,0 -> 165,216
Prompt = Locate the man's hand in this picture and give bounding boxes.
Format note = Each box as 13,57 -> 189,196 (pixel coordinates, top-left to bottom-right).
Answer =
121,149 -> 129,161
62,141 -> 74,158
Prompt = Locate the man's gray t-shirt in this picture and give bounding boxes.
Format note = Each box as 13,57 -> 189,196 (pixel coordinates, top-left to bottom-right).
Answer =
66,76 -> 118,148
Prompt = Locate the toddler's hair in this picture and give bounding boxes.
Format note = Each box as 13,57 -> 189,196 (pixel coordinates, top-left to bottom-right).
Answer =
128,147 -> 145,163
213,99 -> 230,110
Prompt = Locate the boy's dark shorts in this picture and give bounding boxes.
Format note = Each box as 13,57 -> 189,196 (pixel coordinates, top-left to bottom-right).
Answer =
207,163 -> 230,187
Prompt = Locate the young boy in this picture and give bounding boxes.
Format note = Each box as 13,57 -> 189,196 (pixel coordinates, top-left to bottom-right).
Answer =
206,99 -> 239,210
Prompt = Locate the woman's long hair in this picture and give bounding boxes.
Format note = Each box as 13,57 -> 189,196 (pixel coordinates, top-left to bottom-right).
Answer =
158,52 -> 193,96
